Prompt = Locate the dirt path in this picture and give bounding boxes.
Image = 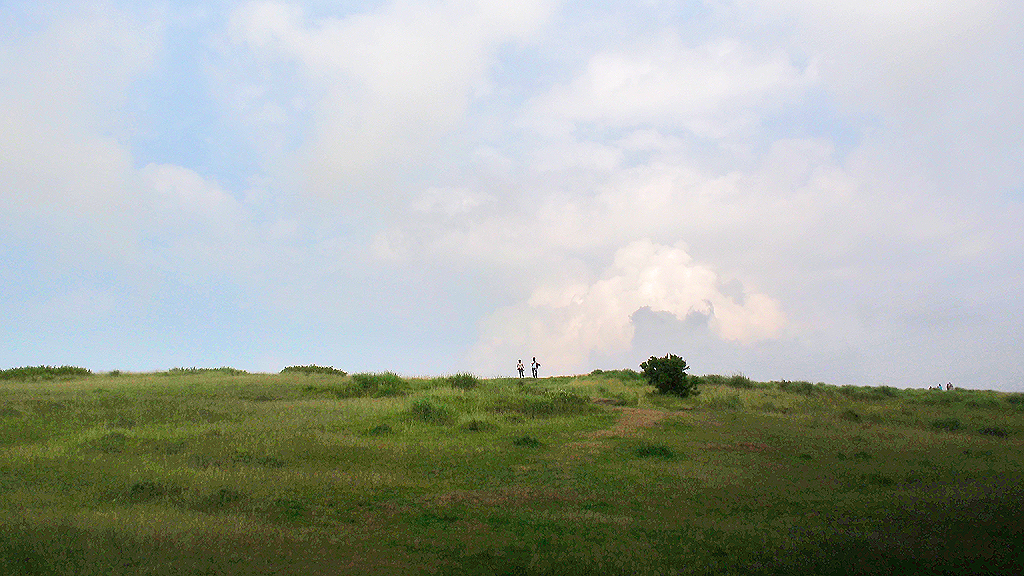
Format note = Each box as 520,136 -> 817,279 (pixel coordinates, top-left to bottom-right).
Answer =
585,404 -> 680,438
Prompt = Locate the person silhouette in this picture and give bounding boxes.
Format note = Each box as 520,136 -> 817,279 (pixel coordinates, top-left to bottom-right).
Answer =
531,357 -> 540,378
517,359 -> 525,378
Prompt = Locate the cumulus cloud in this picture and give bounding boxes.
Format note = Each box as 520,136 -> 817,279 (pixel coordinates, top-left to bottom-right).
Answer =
470,239 -> 786,375
226,0 -> 559,192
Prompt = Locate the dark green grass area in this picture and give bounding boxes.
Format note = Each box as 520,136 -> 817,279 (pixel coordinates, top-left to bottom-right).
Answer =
1,371 -> 1023,575
0,366 -> 92,381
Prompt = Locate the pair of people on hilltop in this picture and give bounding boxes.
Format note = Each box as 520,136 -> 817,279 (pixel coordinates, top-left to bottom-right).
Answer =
517,357 -> 540,378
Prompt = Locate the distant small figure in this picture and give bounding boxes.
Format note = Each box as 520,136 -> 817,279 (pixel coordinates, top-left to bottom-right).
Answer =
531,357 -> 540,378
517,359 -> 525,379
946,382 -> 952,391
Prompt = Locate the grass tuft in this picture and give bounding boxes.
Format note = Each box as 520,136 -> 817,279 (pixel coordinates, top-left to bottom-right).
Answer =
931,418 -> 961,432
409,398 -> 457,424
281,365 -> 347,376
633,443 -> 676,460
512,435 -> 543,447
839,409 -> 862,422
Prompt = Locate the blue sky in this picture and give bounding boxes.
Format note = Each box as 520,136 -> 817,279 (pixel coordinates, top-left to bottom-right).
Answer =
2,0 -> 1023,390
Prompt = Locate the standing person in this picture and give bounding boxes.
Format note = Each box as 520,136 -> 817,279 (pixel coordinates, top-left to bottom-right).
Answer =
531,357 -> 540,378
517,359 -> 525,379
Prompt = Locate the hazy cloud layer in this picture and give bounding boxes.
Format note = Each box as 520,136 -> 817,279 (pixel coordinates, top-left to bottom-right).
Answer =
2,0 -> 1022,389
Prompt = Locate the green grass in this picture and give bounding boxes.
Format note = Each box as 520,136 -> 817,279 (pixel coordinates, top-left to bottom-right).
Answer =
1,369 -> 1022,574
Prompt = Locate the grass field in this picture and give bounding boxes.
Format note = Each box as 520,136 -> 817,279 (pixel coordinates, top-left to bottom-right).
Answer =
2,368 -> 1022,575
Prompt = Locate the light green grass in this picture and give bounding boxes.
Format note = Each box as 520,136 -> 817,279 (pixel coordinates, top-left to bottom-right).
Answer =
1,370 -> 1022,575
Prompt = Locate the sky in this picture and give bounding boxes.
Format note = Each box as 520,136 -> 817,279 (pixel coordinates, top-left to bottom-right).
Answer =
2,0 -> 1023,390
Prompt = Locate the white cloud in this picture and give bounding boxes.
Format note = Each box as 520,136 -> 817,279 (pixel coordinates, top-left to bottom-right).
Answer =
0,6 -> 160,254
411,186 -> 492,216
226,0 -> 559,192
525,35 -> 813,138
470,239 -> 786,375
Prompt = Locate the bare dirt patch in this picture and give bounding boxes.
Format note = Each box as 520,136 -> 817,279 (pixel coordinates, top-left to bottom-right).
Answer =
585,406 -> 684,439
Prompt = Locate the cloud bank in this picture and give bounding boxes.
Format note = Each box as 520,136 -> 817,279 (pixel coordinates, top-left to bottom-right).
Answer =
2,0 -> 1022,390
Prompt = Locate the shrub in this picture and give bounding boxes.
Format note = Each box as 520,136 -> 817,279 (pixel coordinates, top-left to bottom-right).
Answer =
640,354 -> 699,397
979,426 -> 1008,437
281,365 -> 347,376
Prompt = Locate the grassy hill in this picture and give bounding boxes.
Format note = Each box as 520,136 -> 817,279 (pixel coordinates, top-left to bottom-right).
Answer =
1,368 -> 1022,575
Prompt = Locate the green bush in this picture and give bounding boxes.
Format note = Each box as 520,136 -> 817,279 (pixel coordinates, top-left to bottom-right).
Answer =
640,354 -> 698,397
281,365 -> 347,376
979,426 -> 1008,437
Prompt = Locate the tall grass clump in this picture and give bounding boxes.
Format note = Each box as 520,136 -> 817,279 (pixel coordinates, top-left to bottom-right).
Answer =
165,367 -> 248,375
724,374 -> 758,389
281,365 -> 347,376
350,372 -> 410,397
774,380 -> 829,395
931,418 -> 961,432
409,398 -> 457,424
432,373 -> 480,390
489,388 -> 592,418
589,368 -> 645,383
0,365 -> 92,381
838,385 -> 901,401
698,392 -> 743,410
